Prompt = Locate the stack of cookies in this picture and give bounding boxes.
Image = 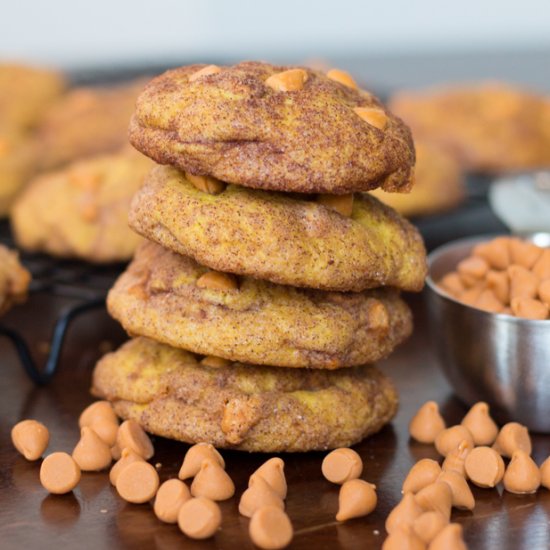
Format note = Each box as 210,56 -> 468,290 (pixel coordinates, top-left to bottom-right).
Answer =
92,62 -> 427,452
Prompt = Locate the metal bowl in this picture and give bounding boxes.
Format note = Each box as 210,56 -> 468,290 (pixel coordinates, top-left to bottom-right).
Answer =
425,233 -> 550,432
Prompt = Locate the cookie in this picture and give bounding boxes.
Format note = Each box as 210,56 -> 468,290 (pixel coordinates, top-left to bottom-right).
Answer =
11,148 -> 153,263
34,79 -> 145,170
0,64 -> 65,133
389,82 -> 550,172
107,242 -> 412,369
129,61 -> 415,194
92,337 -> 398,452
370,140 -> 465,217
128,166 -> 426,292
0,245 -> 31,316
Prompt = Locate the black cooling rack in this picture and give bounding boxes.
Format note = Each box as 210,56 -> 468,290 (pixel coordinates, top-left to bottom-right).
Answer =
0,219 -> 124,385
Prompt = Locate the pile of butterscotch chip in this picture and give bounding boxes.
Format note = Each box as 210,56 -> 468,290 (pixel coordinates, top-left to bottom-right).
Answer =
382,400 -> 550,549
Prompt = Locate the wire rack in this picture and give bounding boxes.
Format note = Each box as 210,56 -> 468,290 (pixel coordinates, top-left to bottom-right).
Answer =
0,219 -> 124,385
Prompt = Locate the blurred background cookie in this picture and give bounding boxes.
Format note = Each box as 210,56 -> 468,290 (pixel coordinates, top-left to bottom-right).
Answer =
389,82 -> 550,173
0,244 -> 30,316
11,148 -> 153,263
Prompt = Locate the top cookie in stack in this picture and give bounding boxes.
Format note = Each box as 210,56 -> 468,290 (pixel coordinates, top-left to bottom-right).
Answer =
93,62 -> 427,452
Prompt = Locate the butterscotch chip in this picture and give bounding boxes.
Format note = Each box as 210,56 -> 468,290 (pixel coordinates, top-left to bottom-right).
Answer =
382,524 -> 425,550
178,442 -> 225,480
409,401 -> 446,444
533,249 -> 550,280
442,440 -> 472,477
79,400 -> 118,427
511,297 -> 549,320
503,450 -> 541,494
493,422 -> 532,458
385,492 -> 424,534
116,461 -> 160,503
317,193 -> 354,217
250,458 -> 287,499
185,173 -> 226,195
117,419 -> 154,459
189,65 -> 221,82
88,417 -> 118,447
459,284 -> 485,306
249,505 -> 293,549
40,452 -> 81,494
437,470 -> 475,511
265,69 -> 308,92
414,481 -> 452,519
475,289 -> 504,313
429,523 -> 468,550
72,426 -> 112,471
457,256 -> 489,286
434,425 -> 474,457
239,476 -> 285,518
326,69 -> 358,89
486,270 -> 510,304
111,444 -> 121,461
353,107 -> 388,130
509,238 -> 542,269
461,402 -> 499,446
540,456 -> 550,489
11,419 -> 49,461
539,279 -> 550,307
402,458 -> 441,494
412,511 -> 448,545
322,448 -> 363,484
190,457 -> 235,501
336,479 -> 377,521
154,478 -> 191,523
178,497 -> 221,539
473,237 -> 511,270
464,446 -> 505,488
196,270 -> 238,291
439,272 -> 465,297
508,265 -> 539,300
109,447 -> 145,486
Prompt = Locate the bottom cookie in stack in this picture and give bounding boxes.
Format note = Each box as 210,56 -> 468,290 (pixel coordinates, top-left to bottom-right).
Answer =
92,337 -> 398,453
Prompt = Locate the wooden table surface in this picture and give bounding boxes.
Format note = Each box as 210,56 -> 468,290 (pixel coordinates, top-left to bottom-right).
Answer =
1,291 -> 550,550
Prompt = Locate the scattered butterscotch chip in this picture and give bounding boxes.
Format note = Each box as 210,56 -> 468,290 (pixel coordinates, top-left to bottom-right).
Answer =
40,452 -> 81,495
265,69 -> 308,92
189,65 -> 222,82
434,425 -> 474,457
239,475 -> 284,518
249,505 -> 293,550
178,497 -> 222,540
116,419 -> 154,459
437,470 -> 475,511
317,193 -> 354,217
464,446 -> 505,488
200,355 -> 231,368
191,457 -> 235,501
511,297 -> 549,320
89,417 -> 119,447
457,256 -> 489,286
461,402 -> 499,446
72,426 -> 112,471
109,447 -> 145,486
402,459 -> 441,494
250,458 -> 287,500
116,460 -> 160,504
196,270 -> 238,291
353,107 -> 388,130
79,400 -> 118,428
429,523 -> 468,550
414,481 -> 452,519
326,69 -> 358,89
539,456 -> 550,489
503,450 -> 541,494
11,419 -> 49,461
322,448 -> 363,484
385,492 -> 424,534
509,238 -> 542,269
409,401 -> 446,444
154,478 -> 191,523
412,511 -> 448,545
336,479 -> 377,521
178,442 -> 225,480
382,523 -> 426,550
185,173 -> 226,195
442,440 -> 473,477
492,422 -> 532,458
111,444 -> 121,461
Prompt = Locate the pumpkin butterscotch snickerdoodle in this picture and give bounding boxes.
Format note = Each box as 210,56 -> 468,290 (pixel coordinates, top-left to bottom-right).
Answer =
11,148 -> 154,263
129,61 -> 415,194
0,245 -> 31,316
107,242 -> 413,369
128,166 -> 427,292
92,337 -> 398,452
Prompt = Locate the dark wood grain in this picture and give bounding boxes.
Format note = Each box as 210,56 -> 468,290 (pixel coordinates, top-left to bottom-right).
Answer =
1,292 -> 550,550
